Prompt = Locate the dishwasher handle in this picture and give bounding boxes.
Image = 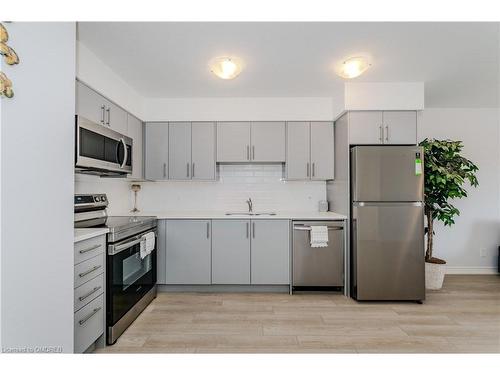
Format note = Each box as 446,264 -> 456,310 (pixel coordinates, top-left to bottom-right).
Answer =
293,225 -> 343,231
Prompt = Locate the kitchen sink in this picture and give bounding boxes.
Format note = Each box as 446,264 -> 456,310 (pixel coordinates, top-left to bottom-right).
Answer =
225,212 -> 277,216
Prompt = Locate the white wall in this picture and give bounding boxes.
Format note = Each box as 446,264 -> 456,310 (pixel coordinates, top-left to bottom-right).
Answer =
345,82 -> 425,110
0,23 -> 75,352
76,41 -> 144,119
418,108 -> 500,273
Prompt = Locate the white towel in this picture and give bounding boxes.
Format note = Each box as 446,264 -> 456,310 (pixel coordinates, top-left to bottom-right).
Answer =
310,226 -> 328,248
140,232 -> 156,259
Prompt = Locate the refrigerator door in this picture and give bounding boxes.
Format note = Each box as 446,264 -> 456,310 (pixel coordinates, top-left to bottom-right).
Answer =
351,146 -> 424,202
352,202 -> 425,301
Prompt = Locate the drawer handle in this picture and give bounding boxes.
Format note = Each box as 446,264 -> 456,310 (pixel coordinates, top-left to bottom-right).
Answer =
79,244 -> 101,254
78,286 -> 102,302
78,265 -> 102,278
78,306 -> 102,326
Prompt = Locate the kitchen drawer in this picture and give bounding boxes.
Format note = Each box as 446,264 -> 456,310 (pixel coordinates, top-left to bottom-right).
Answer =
74,273 -> 104,312
74,235 -> 105,265
74,253 -> 104,288
74,294 -> 104,353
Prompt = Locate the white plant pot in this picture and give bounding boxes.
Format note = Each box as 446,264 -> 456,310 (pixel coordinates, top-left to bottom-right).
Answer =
425,262 -> 446,290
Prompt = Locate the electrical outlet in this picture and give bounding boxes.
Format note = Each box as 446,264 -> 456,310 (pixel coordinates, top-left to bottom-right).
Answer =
479,248 -> 487,257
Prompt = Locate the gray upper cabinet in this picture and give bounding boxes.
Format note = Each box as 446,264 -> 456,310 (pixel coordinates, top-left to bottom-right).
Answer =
145,122 -> 169,180
383,111 -> 417,145
217,122 -> 251,162
348,111 -> 384,145
165,220 -> 212,284
310,122 -> 334,180
76,81 -> 127,134
168,122 -> 192,180
286,121 -> 310,179
127,114 -> 143,180
212,220 -> 251,284
250,122 -> 286,162
348,111 -> 417,145
192,122 -> 216,180
251,220 -> 290,284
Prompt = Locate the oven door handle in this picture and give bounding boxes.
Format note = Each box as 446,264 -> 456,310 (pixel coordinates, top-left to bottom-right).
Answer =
108,231 -> 156,256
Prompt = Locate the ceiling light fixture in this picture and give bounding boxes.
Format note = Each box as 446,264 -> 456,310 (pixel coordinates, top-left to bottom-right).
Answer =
209,56 -> 243,80
337,56 -> 371,79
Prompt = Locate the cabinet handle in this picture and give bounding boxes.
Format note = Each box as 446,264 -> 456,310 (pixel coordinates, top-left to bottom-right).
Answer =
100,105 -> 105,124
192,163 -> 195,178
252,145 -> 255,160
78,286 -> 102,302
79,265 -> 101,278
306,163 -> 310,177
79,244 -> 101,254
79,307 -> 102,326
385,125 -> 389,142
246,145 -> 250,161
379,126 -> 383,142
312,162 -> 315,177
187,162 -> 190,178
252,222 -> 255,238
163,163 -> 167,178
206,222 -> 210,238
106,107 -> 110,126
246,222 -> 249,238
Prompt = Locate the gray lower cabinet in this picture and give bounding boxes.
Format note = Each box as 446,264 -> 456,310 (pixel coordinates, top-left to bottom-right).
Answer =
156,219 -> 167,284
166,220 -> 212,284
251,220 -> 290,284
145,122 -> 169,180
212,220 -> 251,284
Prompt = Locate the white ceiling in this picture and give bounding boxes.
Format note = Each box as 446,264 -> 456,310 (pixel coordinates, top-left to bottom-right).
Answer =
77,22 -> 499,107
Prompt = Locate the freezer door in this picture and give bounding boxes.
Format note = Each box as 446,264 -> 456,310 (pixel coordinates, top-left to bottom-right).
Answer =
352,202 -> 425,301
351,146 -> 424,202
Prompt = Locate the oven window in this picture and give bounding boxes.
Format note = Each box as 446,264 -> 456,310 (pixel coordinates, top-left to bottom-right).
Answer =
122,252 -> 152,290
80,128 -> 105,160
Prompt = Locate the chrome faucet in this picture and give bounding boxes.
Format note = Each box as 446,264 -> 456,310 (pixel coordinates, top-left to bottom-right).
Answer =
246,198 -> 253,213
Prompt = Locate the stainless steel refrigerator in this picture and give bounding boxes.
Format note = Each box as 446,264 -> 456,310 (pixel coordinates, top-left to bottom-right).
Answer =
351,146 -> 425,301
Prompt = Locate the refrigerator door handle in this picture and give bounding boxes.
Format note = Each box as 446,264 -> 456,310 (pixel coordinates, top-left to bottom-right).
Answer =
353,201 -> 423,207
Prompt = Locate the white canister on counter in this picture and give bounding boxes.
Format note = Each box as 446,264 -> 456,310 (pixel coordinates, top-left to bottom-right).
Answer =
318,200 -> 329,212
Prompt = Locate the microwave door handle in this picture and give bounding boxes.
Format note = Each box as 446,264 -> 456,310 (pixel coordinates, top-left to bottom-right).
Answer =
117,138 -> 128,169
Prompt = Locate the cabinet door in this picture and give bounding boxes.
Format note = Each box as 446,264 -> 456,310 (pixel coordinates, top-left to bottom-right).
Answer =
286,122 -> 310,179
127,114 -> 143,179
348,111 -> 384,145
212,220 -> 251,284
76,81 -> 106,126
191,122 -> 216,180
168,122 -> 192,180
250,122 -> 286,162
106,101 -> 128,135
156,220 -> 167,284
165,220 -> 212,284
217,122 -> 251,162
383,111 -> 417,145
144,122 -> 169,180
310,122 -> 334,180
251,220 -> 290,284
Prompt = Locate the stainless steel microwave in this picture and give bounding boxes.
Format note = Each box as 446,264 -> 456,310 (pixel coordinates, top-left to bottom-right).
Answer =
75,116 -> 133,177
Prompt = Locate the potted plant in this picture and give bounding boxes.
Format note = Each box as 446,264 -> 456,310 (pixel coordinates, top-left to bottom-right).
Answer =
419,139 -> 479,290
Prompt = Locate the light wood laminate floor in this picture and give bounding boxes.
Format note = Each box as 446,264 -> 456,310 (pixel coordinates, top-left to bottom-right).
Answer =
96,275 -> 500,353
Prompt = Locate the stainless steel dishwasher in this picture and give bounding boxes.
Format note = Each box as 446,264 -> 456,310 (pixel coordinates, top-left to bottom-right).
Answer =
292,221 -> 344,288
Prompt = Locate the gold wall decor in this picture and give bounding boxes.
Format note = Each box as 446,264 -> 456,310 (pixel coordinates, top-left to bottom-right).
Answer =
0,22 -> 19,98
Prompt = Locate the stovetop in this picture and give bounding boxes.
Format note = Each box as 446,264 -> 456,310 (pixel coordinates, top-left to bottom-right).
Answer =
102,216 -> 157,230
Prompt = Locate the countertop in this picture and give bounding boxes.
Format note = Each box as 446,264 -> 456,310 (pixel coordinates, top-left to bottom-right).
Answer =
114,211 -> 347,220
74,227 -> 109,243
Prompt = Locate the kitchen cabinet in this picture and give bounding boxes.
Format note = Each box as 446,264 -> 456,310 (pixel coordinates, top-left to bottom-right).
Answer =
348,111 -> 416,145
251,220 -> 290,284
156,220 -> 167,284
286,121 -> 334,180
145,122 -> 169,180
165,220 -> 211,284
127,114 -> 143,179
76,81 -> 127,134
212,220 -> 251,284
191,122 -> 216,180
217,122 -> 251,162
217,121 -> 285,162
250,122 -> 286,162
169,122 -> 192,180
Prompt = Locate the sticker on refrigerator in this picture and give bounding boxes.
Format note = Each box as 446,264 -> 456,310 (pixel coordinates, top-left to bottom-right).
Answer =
415,152 -> 422,176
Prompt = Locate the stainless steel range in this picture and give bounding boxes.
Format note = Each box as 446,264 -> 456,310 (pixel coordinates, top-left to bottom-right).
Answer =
74,194 -> 157,345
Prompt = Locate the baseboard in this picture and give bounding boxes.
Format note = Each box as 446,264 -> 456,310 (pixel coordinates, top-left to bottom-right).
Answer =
445,266 -> 498,275
158,284 -> 290,293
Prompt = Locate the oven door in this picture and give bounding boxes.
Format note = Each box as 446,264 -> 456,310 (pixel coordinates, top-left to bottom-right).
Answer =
107,230 -> 157,327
